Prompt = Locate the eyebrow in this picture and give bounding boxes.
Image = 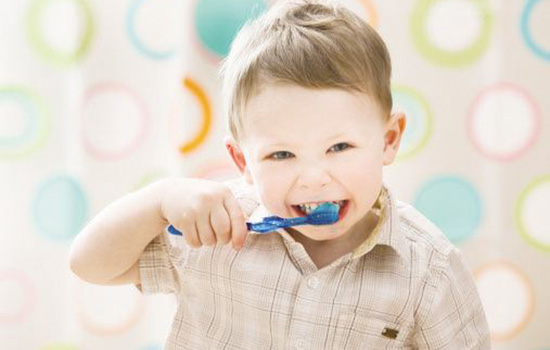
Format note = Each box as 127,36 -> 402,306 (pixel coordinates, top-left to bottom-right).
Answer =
264,133 -> 347,148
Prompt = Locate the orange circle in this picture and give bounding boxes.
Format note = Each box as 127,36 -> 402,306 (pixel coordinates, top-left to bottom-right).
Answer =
474,260 -> 535,341
358,0 -> 378,28
179,77 -> 212,154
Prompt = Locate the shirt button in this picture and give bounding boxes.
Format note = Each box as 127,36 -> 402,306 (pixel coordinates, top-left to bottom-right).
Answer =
295,338 -> 308,350
307,276 -> 319,290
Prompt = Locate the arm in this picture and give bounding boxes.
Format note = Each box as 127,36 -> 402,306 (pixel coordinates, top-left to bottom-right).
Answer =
413,248 -> 491,350
69,180 -> 168,285
69,177 -> 249,286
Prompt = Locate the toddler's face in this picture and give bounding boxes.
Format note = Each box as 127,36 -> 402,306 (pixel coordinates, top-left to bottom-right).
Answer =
228,83 -> 401,243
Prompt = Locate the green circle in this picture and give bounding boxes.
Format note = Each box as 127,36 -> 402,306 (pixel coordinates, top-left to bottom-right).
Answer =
516,175 -> 550,253
0,86 -> 51,160
26,0 -> 94,66
194,0 -> 267,57
392,85 -> 433,161
411,0 -> 493,67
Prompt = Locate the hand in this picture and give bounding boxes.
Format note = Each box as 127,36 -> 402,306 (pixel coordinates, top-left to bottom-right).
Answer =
159,178 -> 249,250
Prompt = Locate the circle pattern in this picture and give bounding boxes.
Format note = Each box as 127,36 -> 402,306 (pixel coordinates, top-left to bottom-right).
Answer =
178,77 -> 212,154
411,0 -> 493,67
467,83 -> 540,162
474,261 -> 535,340
194,0 -> 267,57
81,82 -> 150,160
391,85 -> 433,160
26,0 -> 94,65
75,281 -> 145,335
42,344 -> 78,350
32,175 -> 88,241
516,175 -> 550,253
413,176 -> 483,243
126,0 -> 176,60
521,0 -> 550,61
0,270 -> 36,325
0,86 -> 51,160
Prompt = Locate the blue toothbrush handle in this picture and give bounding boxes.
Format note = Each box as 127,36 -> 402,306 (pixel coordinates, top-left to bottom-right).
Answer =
246,221 -> 281,233
247,215 -> 309,233
168,203 -> 337,235
167,220 -> 290,235
167,225 -> 182,235
168,221 -> 285,235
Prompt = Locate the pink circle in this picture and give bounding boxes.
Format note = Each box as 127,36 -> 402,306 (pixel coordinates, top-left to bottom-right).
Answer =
467,83 -> 541,162
74,279 -> 145,336
81,82 -> 150,161
0,270 -> 36,324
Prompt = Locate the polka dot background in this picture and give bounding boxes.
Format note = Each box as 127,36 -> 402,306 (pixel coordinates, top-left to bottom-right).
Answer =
1,0 -> 549,349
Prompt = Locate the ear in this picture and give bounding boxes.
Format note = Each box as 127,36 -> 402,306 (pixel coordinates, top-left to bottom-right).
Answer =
382,112 -> 407,165
224,135 -> 254,185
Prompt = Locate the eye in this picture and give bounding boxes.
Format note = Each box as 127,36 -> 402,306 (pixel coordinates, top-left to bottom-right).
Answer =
329,142 -> 351,152
269,151 -> 294,160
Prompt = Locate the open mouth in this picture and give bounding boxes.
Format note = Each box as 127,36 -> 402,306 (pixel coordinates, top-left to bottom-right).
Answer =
291,200 -> 350,221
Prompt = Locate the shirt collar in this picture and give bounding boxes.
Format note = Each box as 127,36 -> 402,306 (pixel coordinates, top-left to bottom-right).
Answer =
246,182 -> 406,259
351,183 -> 407,260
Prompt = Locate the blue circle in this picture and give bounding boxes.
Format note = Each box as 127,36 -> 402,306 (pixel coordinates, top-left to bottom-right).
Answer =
33,175 -> 88,241
0,87 -> 50,159
126,0 -> 175,60
393,90 -> 424,151
413,176 -> 483,244
194,0 -> 267,57
0,90 -> 38,146
138,345 -> 162,350
521,0 -> 550,61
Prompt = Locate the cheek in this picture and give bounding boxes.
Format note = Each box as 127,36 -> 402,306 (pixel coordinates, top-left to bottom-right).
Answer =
256,176 -> 288,207
339,160 -> 382,200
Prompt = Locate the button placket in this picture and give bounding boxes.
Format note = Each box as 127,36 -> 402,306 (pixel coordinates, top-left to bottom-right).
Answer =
307,276 -> 320,290
294,337 -> 308,350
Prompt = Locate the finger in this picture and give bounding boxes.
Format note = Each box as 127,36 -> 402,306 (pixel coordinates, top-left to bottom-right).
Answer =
210,204 -> 231,245
223,194 -> 248,250
182,222 -> 201,248
196,209 -> 217,246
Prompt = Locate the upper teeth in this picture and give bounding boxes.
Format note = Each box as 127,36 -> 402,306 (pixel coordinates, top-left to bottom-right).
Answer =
297,200 -> 344,214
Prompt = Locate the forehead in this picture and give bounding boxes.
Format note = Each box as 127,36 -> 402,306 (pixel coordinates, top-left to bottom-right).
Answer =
242,84 -> 383,146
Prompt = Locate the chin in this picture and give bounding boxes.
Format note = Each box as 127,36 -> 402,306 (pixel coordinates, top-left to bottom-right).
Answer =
293,225 -> 346,241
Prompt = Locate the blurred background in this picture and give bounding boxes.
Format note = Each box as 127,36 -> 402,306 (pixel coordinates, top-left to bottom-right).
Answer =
0,0 -> 549,349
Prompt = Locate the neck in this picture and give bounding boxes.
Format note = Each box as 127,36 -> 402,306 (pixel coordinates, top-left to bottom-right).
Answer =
286,210 -> 380,269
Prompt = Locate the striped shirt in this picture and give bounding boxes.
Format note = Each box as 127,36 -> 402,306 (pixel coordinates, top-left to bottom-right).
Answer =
136,177 -> 491,349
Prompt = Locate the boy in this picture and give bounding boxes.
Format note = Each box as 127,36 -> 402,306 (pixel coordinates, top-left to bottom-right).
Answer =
70,0 -> 491,349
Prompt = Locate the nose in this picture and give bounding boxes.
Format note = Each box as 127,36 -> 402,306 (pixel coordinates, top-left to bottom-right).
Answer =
297,164 -> 332,189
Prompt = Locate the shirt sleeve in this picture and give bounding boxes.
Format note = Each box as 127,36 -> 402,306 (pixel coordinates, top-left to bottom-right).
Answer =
135,230 -> 185,295
134,177 -> 254,295
414,248 -> 491,350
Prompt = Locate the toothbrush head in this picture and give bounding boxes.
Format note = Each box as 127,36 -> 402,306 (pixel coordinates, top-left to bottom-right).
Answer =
304,202 -> 339,225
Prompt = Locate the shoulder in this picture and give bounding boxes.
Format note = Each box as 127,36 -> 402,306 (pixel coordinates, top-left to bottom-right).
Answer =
393,198 -> 458,268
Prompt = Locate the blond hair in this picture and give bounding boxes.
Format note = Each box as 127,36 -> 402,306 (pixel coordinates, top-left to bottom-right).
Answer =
220,0 -> 392,144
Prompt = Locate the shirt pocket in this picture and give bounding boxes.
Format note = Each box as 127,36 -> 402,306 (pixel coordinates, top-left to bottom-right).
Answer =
331,313 -> 413,350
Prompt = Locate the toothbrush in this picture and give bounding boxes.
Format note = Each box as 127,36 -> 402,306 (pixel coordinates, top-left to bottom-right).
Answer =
166,202 -> 339,236
246,202 -> 339,233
